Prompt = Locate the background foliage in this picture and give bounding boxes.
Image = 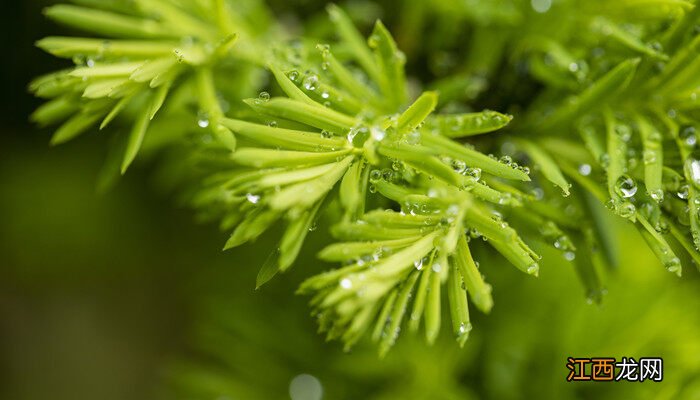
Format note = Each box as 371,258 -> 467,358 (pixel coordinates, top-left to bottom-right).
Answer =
2,0 -> 700,399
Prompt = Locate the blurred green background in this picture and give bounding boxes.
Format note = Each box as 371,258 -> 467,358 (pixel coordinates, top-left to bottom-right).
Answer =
2,1 -> 700,399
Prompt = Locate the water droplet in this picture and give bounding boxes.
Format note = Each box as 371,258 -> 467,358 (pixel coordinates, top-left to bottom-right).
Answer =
268,121 -> 278,128
527,263 -> 539,276
643,149 -> 657,164
368,34 -> 380,48
618,201 -> 636,218
684,158 -> 700,189
347,126 -> 369,147
287,70 -> 300,82
498,193 -> 512,205
665,257 -> 681,275
677,184 -> 690,199
615,125 -> 632,142
414,259 -> 424,270
368,184 -> 377,193
531,187 -> 544,200
303,74 -> 319,91
649,189 -> 664,202
464,167 -> 481,181
554,235 -> 573,250
458,322 -> 472,335
578,163 -> 592,176
321,130 -> 332,138
246,193 -> 260,204
174,50 -> 184,63
531,0 -> 552,13
370,126 -> 386,141
615,175 -> 637,198
451,159 -> 467,173
382,168 -> 393,181
564,251 -> 576,261
197,111 -> 210,128
289,374 -> 323,400
431,263 -> 442,273
320,91 -> 330,99
405,130 -> 421,145
369,169 -> 382,182
340,278 -> 352,289
680,125 -> 697,147
258,91 -> 270,103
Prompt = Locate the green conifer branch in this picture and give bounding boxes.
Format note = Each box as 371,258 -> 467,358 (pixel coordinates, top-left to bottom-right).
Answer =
30,0 -> 700,355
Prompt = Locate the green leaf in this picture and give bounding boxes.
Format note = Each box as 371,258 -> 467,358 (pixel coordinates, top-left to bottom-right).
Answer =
243,98 -> 357,133
637,214 -> 682,276
378,142 -> 464,187
71,62 -> 143,78
256,249 -> 281,289
318,46 -> 380,108
379,271 -> 419,357
231,149 -> 352,169
267,156 -> 354,211
278,200 -> 324,272
31,96 -> 78,127
591,18 -> 668,60
369,20 -> 407,108
37,37 -> 176,58
51,111 -> 102,145
326,4 -> 381,87
426,111 -> 512,138
221,119 -> 346,152
268,65 -> 317,106
44,5 -> 174,39
371,290 -> 397,342
538,58 -> 640,131
396,91 -> 437,134
408,258 -> 433,332
453,236 -> 493,313
100,95 -> 133,129
421,133 -> 530,181
516,138 -> 571,195
635,114 -> 664,201
447,263 -> 471,347
424,269 -> 441,344
224,209 -> 281,250
318,237 -> 417,262
604,110 -> 631,210
130,57 -> 177,83
339,160 -> 366,220
121,101 -> 151,173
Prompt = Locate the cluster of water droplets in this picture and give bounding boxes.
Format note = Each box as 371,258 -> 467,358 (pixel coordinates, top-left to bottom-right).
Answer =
368,168 -> 399,193
488,154 -> 531,176
285,68 -> 332,107
539,221 -> 577,261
